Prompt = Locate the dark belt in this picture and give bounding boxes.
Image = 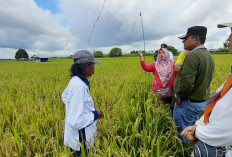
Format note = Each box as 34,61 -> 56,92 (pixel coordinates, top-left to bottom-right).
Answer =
181,98 -> 205,103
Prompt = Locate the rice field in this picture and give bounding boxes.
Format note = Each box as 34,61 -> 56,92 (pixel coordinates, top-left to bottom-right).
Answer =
0,54 -> 231,157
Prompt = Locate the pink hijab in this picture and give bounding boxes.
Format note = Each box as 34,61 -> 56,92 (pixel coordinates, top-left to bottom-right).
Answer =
155,48 -> 173,87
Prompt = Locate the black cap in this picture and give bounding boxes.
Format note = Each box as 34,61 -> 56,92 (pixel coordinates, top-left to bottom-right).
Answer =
217,22 -> 232,28
178,26 -> 207,39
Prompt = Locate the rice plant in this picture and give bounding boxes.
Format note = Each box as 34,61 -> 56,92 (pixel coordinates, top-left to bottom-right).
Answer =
0,55 -> 231,156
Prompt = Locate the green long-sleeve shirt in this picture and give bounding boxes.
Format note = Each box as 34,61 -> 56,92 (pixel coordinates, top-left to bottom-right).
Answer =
174,48 -> 215,101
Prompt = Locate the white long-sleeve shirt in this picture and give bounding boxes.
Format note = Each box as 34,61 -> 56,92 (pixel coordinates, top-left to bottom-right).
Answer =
62,76 -> 98,151
168,51 -> 173,60
196,83 -> 232,156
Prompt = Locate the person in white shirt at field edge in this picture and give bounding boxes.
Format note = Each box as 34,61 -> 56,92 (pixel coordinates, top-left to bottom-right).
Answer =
62,50 -> 104,157
181,22 -> 232,157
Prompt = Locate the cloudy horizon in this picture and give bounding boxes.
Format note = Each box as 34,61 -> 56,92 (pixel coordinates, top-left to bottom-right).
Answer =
0,0 -> 232,59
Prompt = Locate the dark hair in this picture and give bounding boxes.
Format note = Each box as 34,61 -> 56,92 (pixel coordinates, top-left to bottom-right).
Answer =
70,62 -> 92,80
161,43 -> 168,48
199,36 -> 206,44
192,35 -> 206,44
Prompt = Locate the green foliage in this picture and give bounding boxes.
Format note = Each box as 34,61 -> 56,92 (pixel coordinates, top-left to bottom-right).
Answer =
209,48 -> 230,55
109,47 -> 122,57
130,50 -> 137,54
130,50 -> 148,55
167,46 -> 178,54
217,48 -> 229,52
15,49 -> 29,59
93,51 -> 103,58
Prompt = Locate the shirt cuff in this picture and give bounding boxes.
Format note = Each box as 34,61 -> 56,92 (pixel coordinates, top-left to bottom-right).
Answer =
175,63 -> 182,65
92,110 -> 99,121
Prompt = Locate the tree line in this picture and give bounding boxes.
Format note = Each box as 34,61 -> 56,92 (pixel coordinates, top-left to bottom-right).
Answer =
14,45 -> 230,60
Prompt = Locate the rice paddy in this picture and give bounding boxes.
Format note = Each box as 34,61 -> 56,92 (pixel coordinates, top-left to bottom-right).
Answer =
0,54 -> 231,156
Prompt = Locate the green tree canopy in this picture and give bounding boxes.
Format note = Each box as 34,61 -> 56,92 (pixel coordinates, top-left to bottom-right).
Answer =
167,46 -> 178,54
109,47 -> 122,57
93,51 -> 103,58
15,49 -> 29,59
130,50 -> 136,54
217,47 -> 229,52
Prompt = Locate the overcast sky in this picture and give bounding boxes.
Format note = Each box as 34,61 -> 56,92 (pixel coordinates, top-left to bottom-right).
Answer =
0,0 -> 232,59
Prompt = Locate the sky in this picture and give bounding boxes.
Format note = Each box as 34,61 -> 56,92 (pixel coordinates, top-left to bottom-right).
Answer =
0,0 -> 232,59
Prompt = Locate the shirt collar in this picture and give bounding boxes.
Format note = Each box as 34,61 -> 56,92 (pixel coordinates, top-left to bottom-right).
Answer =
82,79 -> 90,90
190,45 -> 206,52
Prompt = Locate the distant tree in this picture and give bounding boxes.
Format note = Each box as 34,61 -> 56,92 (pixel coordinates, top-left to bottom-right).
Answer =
15,49 -> 29,59
223,40 -> 229,49
217,47 -> 229,52
109,47 -> 122,57
94,51 -> 103,57
130,50 -> 136,54
167,46 -> 178,54
130,50 -> 147,55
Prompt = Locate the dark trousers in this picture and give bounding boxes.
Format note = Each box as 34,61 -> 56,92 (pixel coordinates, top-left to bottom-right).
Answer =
161,96 -> 174,115
70,148 -> 82,157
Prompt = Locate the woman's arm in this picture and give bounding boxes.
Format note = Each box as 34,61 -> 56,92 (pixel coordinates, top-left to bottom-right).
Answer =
175,64 -> 181,72
138,50 -> 144,61
138,50 -> 154,72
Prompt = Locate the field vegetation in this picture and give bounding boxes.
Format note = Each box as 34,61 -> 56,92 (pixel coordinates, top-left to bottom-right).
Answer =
0,54 -> 231,156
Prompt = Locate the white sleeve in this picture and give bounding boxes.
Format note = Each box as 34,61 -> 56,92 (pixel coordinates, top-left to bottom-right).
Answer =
61,88 -> 68,105
215,82 -> 225,94
195,115 -> 205,126
196,111 -> 232,146
169,51 -> 173,60
65,85 -> 95,130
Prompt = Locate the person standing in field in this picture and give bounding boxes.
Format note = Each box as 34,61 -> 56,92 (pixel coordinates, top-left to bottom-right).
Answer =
62,50 -> 104,157
175,49 -> 190,72
154,50 -> 159,61
161,43 -> 174,60
170,49 -> 190,112
138,48 -> 177,104
181,22 -> 232,157
173,26 -> 215,143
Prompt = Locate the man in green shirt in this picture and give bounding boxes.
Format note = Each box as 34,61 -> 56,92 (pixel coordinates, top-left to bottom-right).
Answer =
173,26 -> 215,143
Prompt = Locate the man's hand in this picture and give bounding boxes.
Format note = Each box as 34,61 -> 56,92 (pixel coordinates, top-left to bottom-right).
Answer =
185,50 -> 190,56
96,109 -> 104,119
181,125 -> 198,142
175,98 -> 181,107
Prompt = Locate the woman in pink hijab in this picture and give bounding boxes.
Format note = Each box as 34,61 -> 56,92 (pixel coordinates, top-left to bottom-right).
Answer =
138,48 -> 177,104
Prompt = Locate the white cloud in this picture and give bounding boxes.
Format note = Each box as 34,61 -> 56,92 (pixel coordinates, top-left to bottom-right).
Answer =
0,0 -> 232,59
0,48 -> 17,59
59,0 -> 232,51
0,0 -> 78,58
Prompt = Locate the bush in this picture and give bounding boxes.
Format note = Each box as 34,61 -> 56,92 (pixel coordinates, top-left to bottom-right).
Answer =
130,50 -> 137,54
217,48 -> 229,52
94,51 -> 103,58
109,47 -> 122,57
209,48 -> 230,55
15,49 -> 29,59
167,46 -> 178,54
